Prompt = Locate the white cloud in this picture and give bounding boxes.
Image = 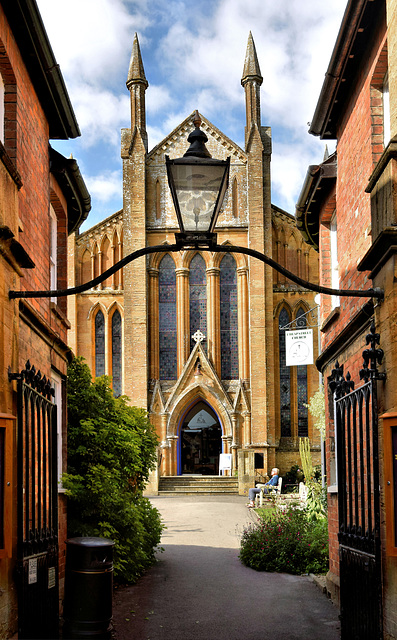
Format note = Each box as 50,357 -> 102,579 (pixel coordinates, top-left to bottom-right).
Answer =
37,0 -> 147,83
68,84 -> 130,147
85,170 -> 122,204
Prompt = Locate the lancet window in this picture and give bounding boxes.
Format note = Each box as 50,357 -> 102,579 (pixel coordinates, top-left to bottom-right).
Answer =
94,310 -> 105,377
189,254 -> 207,352
279,307 -> 291,437
159,254 -> 177,380
296,306 -> 308,437
220,254 -> 238,379
112,309 -> 122,396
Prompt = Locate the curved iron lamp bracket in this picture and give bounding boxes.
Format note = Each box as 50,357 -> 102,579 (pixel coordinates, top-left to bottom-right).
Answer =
9,242 -> 384,300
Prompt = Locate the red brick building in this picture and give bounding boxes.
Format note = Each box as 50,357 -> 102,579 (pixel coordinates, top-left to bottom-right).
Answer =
296,0 -> 397,637
0,1 -> 90,636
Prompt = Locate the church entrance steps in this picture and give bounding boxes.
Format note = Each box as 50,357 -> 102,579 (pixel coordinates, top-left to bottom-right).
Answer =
158,475 -> 239,495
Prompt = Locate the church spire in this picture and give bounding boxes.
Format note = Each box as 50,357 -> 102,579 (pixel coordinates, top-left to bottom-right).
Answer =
126,33 -> 148,150
241,32 -> 263,148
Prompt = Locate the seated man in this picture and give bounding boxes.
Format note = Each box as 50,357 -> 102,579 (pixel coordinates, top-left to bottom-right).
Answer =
247,467 -> 280,507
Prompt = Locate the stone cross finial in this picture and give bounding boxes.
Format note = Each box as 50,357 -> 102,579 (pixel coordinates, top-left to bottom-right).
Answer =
192,329 -> 205,344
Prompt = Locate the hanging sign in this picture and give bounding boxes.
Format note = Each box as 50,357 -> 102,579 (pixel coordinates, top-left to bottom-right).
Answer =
285,329 -> 313,366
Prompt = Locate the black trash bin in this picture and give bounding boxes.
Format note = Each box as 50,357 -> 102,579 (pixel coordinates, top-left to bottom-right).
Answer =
63,537 -> 115,639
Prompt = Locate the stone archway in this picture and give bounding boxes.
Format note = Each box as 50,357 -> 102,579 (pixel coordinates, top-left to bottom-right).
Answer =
179,401 -> 222,475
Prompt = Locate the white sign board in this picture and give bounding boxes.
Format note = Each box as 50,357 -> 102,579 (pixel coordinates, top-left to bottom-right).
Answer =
28,557 -> 38,585
219,453 -> 232,475
285,329 -> 314,366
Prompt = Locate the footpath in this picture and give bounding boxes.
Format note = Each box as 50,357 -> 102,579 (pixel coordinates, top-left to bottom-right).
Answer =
112,495 -> 340,640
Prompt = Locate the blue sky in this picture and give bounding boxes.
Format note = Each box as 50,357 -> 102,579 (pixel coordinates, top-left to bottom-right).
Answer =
36,0 -> 348,231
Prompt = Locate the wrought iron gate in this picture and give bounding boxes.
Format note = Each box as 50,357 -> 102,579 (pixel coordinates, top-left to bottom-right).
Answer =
10,361 -> 59,639
328,323 -> 384,640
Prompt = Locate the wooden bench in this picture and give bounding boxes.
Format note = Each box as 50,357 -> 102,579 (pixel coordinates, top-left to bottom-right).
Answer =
254,477 -> 283,507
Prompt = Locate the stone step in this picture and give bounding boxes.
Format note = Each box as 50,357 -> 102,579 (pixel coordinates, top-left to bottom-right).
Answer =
159,475 -> 239,495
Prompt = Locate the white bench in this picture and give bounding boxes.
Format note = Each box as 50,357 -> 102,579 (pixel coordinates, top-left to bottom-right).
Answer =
277,481 -> 308,512
255,477 -> 283,506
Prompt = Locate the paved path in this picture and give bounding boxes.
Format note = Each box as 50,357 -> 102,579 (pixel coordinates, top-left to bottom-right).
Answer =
112,496 -> 340,640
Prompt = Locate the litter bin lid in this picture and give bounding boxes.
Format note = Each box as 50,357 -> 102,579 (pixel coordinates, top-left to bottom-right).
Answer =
65,537 -> 115,571
66,537 -> 115,548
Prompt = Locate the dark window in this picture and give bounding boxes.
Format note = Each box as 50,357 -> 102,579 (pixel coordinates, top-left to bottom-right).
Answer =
112,310 -> 122,396
220,254 -> 238,379
296,307 -> 308,437
159,254 -> 177,379
279,308 -> 291,436
95,310 -> 105,377
189,254 -> 207,351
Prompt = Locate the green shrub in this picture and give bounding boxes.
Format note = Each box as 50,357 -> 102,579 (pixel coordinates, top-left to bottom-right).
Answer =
63,357 -> 164,583
239,507 -> 329,575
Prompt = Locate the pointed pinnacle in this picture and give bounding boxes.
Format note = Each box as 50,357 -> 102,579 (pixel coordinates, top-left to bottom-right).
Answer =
127,33 -> 148,90
241,31 -> 263,86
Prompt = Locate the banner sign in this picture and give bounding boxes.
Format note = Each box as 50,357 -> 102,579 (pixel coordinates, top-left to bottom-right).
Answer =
285,329 -> 313,366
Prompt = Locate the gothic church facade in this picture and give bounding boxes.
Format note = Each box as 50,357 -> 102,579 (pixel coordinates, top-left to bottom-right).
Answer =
68,33 -> 320,480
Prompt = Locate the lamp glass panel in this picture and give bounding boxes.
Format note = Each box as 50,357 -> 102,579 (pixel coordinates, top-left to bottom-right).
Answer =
171,163 -> 226,232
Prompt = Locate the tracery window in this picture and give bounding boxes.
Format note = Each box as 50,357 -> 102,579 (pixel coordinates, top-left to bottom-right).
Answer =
189,254 -> 207,351
112,309 -> 122,396
220,254 -> 238,379
95,310 -> 105,377
296,307 -> 308,437
279,308 -> 291,437
159,254 -> 177,379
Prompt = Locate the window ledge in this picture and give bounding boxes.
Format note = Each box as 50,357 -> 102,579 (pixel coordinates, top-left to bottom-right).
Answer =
0,141 -> 23,188
327,484 -> 338,494
50,302 -> 71,328
320,306 -> 340,332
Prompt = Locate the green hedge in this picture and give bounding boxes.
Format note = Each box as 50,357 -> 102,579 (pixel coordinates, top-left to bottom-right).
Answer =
63,357 -> 164,583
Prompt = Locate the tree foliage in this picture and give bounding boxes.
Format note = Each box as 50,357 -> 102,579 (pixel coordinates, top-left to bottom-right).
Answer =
305,387 -> 326,440
63,357 -> 163,583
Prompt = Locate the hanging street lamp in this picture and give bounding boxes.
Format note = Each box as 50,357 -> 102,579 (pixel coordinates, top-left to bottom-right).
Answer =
166,112 -> 230,248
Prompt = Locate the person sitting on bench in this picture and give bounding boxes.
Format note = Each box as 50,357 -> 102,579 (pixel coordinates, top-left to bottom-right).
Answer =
247,468 -> 280,507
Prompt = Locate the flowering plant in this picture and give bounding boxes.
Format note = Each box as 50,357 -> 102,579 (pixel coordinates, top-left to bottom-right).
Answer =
239,506 -> 328,575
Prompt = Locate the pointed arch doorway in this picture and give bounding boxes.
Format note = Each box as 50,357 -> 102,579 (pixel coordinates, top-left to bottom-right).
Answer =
179,401 -> 222,475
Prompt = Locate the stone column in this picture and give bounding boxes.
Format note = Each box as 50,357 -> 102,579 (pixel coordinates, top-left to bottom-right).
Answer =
111,242 -> 116,289
169,436 -> 179,476
98,251 -> 103,290
243,411 -> 251,447
148,267 -> 159,380
231,414 -> 238,470
176,267 -> 189,375
207,266 -> 220,373
118,240 -> 123,289
237,266 -> 249,380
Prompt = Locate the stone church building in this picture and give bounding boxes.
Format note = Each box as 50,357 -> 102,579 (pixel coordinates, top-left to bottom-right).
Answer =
68,33 -> 321,483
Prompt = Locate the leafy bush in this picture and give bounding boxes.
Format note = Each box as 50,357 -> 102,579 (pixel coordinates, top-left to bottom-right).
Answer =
239,507 -> 329,575
283,464 -> 304,490
63,357 -> 164,583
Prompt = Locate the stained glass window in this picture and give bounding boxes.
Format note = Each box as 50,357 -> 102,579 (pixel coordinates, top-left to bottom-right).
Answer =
189,254 -> 207,351
220,254 -> 238,379
296,307 -> 308,437
95,310 -> 105,378
159,254 -> 177,379
279,308 -> 291,437
112,309 -> 122,396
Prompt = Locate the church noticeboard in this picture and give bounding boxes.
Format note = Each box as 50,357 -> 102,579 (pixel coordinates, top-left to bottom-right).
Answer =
285,329 -> 314,366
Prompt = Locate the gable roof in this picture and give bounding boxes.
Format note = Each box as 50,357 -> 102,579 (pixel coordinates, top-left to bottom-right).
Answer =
309,0 -> 385,139
3,0 -> 80,139
147,111 -> 246,164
